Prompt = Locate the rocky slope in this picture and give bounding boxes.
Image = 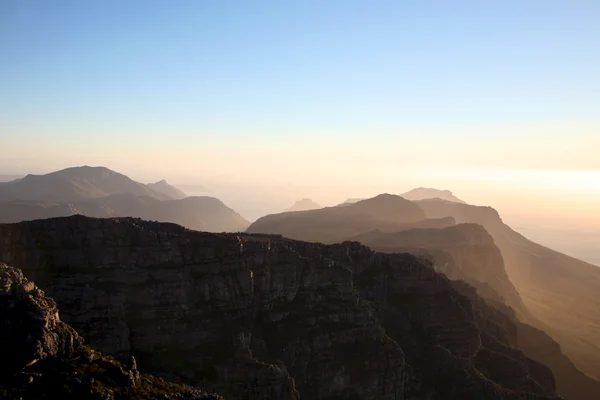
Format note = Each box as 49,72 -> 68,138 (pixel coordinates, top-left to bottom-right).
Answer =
0,216 -> 561,400
0,263 -> 222,399
415,199 -> 600,382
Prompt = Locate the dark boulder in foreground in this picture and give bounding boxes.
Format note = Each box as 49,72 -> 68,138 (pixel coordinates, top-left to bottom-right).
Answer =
0,263 -> 222,400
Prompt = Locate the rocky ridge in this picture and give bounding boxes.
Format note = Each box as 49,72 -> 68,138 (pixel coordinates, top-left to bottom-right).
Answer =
0,216 -> 562,399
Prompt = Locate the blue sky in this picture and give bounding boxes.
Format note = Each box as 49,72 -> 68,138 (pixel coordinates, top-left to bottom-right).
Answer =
1,1 -> 599,187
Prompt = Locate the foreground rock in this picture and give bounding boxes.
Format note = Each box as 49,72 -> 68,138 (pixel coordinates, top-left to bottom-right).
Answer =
0,216 -> 561,399
0,264 -> 222,400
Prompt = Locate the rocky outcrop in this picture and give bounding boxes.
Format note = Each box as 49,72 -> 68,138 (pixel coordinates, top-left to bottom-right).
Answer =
0,264 -> 83,374
0,263 -> 221,399
0,216 -> 561,399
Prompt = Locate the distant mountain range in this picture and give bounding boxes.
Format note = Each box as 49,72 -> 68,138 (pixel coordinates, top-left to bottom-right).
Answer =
284,198 -> 321,212
0,166 -> 249,232
0,166 -> 172,203
336,188 -> 464,207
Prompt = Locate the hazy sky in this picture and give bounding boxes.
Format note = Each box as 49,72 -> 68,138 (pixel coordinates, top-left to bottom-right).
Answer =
1,1 -> 599,225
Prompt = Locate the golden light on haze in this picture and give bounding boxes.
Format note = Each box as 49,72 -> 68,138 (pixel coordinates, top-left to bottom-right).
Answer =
2,120 -> 599,228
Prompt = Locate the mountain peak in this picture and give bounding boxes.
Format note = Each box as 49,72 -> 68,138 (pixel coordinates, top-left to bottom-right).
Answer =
0,166 -> 173,203
285,198 -> 321,212
147,180 -> 187,200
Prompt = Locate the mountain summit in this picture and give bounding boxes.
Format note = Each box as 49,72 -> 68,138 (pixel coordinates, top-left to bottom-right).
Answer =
147,179 -> 187,200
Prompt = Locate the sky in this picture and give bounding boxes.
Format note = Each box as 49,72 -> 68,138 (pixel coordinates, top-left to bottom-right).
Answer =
1,0 -> 599,226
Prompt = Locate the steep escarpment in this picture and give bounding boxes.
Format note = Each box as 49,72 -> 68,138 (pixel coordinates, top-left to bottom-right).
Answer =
0,216 -> 560,399
416,198 -> 600,383
352,222 -> 600,399
0,263 -> 221,400
351,223 -> 526,317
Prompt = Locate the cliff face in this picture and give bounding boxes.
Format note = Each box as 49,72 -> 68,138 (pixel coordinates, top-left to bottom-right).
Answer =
0,216 -> 561,399
0,263 -> 221,400
351,224 -> 526,317
415,198 -> 600,387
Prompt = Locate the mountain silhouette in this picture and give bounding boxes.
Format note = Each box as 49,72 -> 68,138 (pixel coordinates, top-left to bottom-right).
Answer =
0,167 -> 249,232
248,194 -> 428,243
0,166 -> 171,203
284,198 -> 321,212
